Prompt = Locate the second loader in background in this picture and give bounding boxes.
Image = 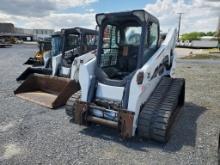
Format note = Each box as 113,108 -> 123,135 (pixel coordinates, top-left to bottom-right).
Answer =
24,40 -> 52,66
16,32 -> 63,81
14,27 -> 98,109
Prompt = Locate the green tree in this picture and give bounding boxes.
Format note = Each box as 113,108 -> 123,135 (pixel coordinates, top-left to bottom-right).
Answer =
181,32 -> 201,41
217,18 -> 220,50
199,32 -> 206,36
206,31 -> 215,36
181,31 -> 215,41
217,30 -> 220,50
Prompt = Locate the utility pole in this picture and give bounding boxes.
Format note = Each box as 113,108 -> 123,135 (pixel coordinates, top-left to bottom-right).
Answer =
177,13 -> 184,41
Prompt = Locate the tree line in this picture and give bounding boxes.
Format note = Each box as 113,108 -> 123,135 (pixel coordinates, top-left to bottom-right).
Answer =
181,31 -> 217,41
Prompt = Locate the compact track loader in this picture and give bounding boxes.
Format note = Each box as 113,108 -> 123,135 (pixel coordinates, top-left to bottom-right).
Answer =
15,27 -> 98,108
66,10 -> 185,142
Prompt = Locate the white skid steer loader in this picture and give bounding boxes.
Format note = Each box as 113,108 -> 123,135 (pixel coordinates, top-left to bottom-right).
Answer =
66,10 -> 185,142
14,27 -> 98,109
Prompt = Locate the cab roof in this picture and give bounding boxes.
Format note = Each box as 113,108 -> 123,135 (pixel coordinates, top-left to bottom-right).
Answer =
61,27 -> 98,35
96,10 -> 159,26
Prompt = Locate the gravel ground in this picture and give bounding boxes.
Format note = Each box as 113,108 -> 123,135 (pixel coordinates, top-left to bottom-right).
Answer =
0,44 -> 219,165
175,48 -> 220,58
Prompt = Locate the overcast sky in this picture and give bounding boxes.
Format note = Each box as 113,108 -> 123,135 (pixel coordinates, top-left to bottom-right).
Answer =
0,0 -> 219,33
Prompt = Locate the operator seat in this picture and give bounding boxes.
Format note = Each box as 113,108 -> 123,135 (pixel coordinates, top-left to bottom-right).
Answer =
118,46 -> 138,72
127,45 -> 138,72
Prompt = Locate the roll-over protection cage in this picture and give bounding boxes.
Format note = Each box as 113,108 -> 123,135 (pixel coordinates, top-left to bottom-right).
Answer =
96,10 -> 160,70
61,27 -> 98,57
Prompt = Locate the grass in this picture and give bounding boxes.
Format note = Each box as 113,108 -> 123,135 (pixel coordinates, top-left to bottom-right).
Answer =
181,53 -> 220,59
208,48 -> 220,53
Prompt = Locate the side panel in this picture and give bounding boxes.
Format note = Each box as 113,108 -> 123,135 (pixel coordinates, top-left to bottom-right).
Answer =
79,58 -> 96,101
169,50 -> 177,77
96,83 -> 124,101
43,51 -> 51,68
52,53 -> 62,76
60,66 -> 71,76
128,28 -> 177,135
162,27 -> 177,70
128,48 -> 166,135
70,51 -> 96,81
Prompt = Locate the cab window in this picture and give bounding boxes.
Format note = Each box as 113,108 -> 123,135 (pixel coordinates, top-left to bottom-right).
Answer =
149,22 -> 158,48
85,34 -> 97,46
143,22 -> 159,63
66,34 -> 79,51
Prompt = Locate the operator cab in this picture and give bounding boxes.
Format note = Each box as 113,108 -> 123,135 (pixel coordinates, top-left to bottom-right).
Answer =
51,32 -> 63,57
38,40 -> 51,53
62,27 -> 98,68
59,27 -> 98,77
96,10 -> 160,84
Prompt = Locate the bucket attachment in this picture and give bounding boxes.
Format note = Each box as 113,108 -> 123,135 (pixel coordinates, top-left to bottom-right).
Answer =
14,74 -> 80,109
16,67 -> 52,82
24,57 -> 44,66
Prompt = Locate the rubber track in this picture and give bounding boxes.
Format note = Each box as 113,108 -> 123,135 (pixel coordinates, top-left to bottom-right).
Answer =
65,91 -> 81,118
138,77 -> 185,143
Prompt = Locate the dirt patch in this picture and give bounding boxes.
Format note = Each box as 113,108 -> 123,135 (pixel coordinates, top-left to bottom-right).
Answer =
0,144 -> 23,160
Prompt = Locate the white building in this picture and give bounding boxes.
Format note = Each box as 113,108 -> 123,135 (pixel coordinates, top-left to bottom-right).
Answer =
32,29 -> 54,40
0,22 -> 54,41
177,36 -> 218,48
191,36 -> 218,48
14,27 -> 54,41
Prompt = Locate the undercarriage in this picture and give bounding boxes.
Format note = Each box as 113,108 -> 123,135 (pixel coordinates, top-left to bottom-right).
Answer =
66,77 -> 185,142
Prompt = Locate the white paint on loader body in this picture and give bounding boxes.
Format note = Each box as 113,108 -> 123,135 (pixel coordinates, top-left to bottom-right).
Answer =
96,83 -> 124,101
71,51 -> 95,81
79,57 -> 96,101
52,50 -> 96,80
52,53 -> 62,76
43,51 -> 51,68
